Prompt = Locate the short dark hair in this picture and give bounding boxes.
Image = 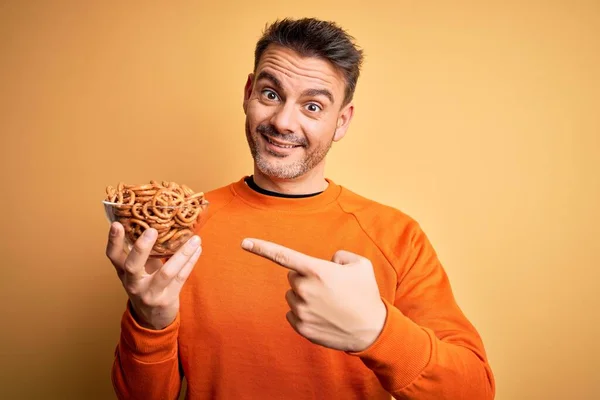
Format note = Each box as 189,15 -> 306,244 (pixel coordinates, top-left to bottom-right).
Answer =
254,18 -> 364,106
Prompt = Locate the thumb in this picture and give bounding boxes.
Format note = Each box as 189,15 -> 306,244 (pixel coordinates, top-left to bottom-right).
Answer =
331,250 -> 363,265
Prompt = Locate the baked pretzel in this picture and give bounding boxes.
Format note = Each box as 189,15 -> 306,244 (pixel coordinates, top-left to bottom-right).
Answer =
104,181 -> 207,257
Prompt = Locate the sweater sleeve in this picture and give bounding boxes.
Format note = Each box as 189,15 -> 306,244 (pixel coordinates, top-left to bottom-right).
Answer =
111,301 -> 183,400
350,224 -> 495,399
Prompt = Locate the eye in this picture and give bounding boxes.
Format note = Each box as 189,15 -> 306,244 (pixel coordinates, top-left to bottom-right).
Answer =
261,89 -> 280,101
305,103 -> 322,112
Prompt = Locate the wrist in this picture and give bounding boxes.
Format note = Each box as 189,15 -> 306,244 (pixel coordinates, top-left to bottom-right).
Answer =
353,299 -> 387,352
128,301 -> 175,331
120,301 -> 181,363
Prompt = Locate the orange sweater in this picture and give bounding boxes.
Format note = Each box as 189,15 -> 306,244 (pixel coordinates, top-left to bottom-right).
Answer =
112,177 -> 495,399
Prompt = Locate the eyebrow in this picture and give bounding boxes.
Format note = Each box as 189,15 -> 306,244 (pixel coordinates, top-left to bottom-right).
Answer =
256,71 -> 283,91
256,71 -> 335,104
301,88 -> 334,105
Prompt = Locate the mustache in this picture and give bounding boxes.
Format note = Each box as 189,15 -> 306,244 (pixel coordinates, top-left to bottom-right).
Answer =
256,124 -> 307,146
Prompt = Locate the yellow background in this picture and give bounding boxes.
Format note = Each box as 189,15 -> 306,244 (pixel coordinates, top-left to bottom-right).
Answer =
1,1 -> 598,399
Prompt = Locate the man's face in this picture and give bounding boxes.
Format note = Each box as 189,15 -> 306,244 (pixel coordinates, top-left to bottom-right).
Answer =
243,45 -> 354,180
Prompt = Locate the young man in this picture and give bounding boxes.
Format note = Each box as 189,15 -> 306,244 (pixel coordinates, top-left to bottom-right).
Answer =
106,18 -> 495,399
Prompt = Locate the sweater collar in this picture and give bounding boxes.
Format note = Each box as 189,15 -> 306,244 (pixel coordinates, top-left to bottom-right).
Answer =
231,176 -> 342,211
244,175 -> 323,198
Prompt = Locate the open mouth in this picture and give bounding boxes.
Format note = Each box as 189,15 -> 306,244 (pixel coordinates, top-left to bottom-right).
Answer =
262,134 -> 302,149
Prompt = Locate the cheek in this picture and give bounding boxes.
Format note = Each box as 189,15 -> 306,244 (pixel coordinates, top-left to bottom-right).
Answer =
246,100 -> 272,126
303,117 -> 337,144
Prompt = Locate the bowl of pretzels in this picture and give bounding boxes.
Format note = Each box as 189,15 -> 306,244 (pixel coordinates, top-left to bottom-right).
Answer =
103,180 -> 209,258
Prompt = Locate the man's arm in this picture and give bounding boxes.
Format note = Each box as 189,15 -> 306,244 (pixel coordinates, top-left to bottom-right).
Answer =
241,227 -> 495,399
111,302 -> 183,400
350,225 -> 495,399
105,223 -> 201,400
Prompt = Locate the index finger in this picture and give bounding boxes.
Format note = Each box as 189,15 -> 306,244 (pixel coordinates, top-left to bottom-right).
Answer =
241,238 -> 316,275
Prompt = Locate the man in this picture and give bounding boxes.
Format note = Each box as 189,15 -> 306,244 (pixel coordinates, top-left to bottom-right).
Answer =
107,18 -> 495,399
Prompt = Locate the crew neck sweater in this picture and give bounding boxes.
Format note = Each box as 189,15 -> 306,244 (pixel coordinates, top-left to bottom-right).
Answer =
112,176 -> 495,399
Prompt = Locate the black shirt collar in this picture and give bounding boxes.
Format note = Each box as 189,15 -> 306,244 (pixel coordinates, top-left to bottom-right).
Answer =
244,176 -> 323,198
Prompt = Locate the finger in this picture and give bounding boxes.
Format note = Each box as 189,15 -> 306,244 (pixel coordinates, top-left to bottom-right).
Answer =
331,249 -> 363,265
152,235 -> 201,288
122,228 -> 158,281
241,238 -> 316,275
168,246 -> 202,291
287,270 -> 302,290
285,310 -> 304,337
287,270 -> 308,299
106,222 -> 126,276
285,289 -> 303,315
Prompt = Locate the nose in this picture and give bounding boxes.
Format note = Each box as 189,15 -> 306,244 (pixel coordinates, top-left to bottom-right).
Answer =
270,101 -> 299,134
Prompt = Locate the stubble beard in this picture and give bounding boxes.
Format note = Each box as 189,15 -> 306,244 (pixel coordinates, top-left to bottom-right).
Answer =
245,119 -> 334,180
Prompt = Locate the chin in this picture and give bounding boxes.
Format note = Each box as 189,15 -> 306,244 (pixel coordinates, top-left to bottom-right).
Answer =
255,156 -> 306,180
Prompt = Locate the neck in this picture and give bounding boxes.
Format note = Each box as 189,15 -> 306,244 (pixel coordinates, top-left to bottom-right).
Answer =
253,165 -> 329,195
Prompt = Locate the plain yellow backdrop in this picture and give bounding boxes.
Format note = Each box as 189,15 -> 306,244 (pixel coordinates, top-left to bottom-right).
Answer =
1,1 -> 598,399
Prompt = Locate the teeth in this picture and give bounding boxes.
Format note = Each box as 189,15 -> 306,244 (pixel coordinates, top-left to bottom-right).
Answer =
267,137 -> 295,148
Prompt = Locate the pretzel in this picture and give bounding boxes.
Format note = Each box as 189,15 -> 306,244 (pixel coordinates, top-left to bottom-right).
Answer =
104,181 -> 207,257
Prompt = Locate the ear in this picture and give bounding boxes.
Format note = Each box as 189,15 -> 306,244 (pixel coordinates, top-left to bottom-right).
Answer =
243,73 -> 255,114
332,102 -> 354,142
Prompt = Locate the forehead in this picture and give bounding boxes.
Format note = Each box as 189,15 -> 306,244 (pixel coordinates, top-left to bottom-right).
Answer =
255,45 -> 345,98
